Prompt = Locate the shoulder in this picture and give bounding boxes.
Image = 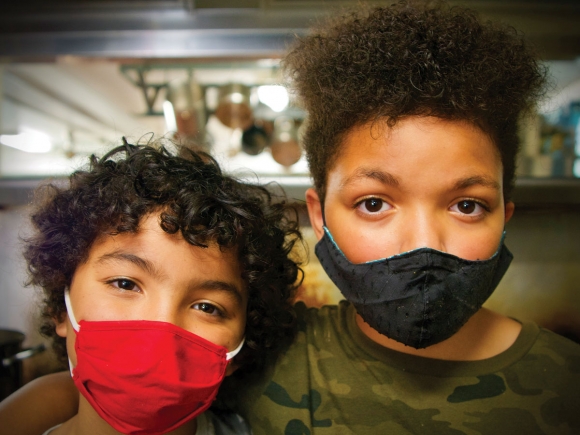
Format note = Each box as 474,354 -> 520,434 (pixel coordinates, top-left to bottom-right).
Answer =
537,326 -> 580,350
496,320 -> 580,380
528,325 -> 580,367
498,324 -> 580,432
0,371 -> 78,435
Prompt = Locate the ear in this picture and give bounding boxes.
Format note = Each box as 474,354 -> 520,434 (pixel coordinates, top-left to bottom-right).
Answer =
55,313 -> 69,338
305,188 -> 324,241
505,201 -> 515,224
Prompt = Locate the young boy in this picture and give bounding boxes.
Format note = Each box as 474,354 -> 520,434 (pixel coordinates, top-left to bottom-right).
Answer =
0,143 -> 302,434
2,2 -> 580,434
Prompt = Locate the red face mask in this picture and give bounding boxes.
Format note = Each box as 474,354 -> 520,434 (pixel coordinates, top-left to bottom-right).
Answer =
64,289 -> 244,435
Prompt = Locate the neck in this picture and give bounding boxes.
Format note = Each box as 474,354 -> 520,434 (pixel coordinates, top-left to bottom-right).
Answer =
356,307 -> 522,361
55,395 -> 197,435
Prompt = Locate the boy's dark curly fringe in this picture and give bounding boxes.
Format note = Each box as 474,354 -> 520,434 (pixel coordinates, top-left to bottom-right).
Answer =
23,142 -> 303,377
283,0 -> 547,201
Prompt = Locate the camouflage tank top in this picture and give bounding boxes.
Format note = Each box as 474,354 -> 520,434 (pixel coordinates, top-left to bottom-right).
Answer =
240,301 -> 580,435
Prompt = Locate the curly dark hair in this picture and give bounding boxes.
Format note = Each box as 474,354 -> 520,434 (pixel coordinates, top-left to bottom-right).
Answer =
283,0 -> 547,201
24,142 -> 303,377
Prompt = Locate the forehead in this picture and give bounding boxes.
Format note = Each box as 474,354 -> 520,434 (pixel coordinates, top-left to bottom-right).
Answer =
327,117 -> 502,185
88,214 -> 246,294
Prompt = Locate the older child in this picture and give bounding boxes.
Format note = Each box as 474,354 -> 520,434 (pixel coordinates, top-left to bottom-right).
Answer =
1,142 -> 301,435
238,2 -> 580,434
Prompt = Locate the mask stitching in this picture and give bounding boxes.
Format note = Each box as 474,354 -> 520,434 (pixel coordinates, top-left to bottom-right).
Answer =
418,253 -> 429,347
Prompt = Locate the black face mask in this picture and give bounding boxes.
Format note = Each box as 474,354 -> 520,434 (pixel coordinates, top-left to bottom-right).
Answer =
315,227 -> 513,349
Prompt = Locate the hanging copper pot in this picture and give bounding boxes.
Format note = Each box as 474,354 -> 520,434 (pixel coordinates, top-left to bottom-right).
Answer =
270,116 -> 302,167
214,84 -> 254,131
165,79 -> 207,148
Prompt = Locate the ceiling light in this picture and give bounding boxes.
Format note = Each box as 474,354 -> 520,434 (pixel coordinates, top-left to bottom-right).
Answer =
163,100 -> 177,132
257,85 -> 289,112
0,129 -> 52,153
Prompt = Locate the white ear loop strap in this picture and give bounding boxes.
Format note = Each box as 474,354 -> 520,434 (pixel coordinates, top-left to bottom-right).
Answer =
63,288 -> 80,332
63,288 -> 78,376
226,337 -> 245,360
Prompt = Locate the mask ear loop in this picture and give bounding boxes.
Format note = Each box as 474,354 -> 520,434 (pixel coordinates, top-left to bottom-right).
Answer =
63,288 -> 80,376
64,288 -> 80,332
226,338 -> 245,360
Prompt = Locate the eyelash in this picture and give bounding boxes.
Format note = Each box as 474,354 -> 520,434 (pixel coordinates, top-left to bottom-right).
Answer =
192,302 -> 224,318
450,199 -> 491,216
354,196 -> 392,214
106,278 -> 141,292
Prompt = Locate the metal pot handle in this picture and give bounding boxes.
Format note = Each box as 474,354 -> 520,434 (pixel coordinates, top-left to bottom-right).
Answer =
2,343 -> 46,367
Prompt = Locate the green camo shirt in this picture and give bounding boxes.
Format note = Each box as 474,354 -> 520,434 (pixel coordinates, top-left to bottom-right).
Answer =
240,301 -> 580,435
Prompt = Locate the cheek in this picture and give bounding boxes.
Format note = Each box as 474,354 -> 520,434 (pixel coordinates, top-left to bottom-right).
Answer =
186,317 -> 246,354
449,230 -> 504,261
325,202 -> 403,263
331,229 -> 398,263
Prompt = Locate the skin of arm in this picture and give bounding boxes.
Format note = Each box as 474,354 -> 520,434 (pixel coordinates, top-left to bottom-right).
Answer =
0,371 -> 78,435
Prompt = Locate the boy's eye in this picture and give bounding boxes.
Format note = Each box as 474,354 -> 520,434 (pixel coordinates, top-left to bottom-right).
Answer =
193,302 -> 222,317
457,200 -> 476,214
111,279 -> 139,292
450,200 -> 487,215
356,198 -> 391,214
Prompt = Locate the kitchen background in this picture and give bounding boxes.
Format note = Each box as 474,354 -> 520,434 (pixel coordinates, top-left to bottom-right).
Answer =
0,0 -> 579,394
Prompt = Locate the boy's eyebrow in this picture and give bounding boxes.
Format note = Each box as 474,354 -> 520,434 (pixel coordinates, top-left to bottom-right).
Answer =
197,280 -> 244,305
96,251 -> 244,303
453,176 -> 501,191
97,251 -> 163,279
340,168 -> 400,190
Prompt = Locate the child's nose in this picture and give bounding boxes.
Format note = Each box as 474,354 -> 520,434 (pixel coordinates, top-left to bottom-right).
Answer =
145,300 -> 184,327
399,212 -> 446,254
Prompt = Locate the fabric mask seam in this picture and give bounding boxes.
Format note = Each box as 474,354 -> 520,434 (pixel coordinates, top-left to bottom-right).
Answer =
418,256 -> 428,346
